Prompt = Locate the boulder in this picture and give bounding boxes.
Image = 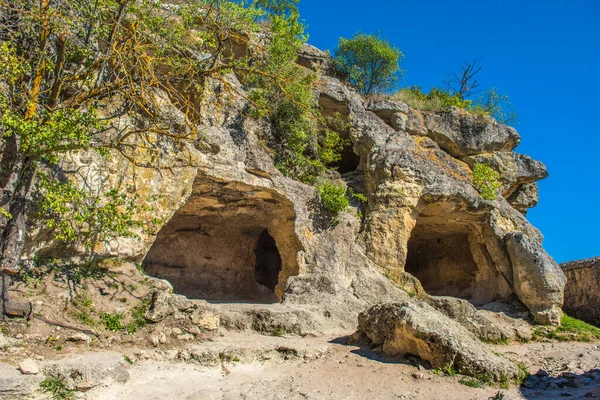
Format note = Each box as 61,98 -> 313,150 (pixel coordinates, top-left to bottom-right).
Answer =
41,352 -> 129,391
423,107 -> 520,157
296,43 -> 330,72
357,302 -> 520,380
0,362 -> 43,398
507,182 -> 539,213
424,296 -> 508,342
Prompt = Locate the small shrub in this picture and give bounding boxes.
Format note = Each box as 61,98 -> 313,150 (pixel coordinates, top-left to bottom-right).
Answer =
125,302 -> 149,335
472,163 -> 502,200
317,182 -> 349,224
100,313 -> 123,332
39,377 -> 75,400
489,392 -> 505,400
349,188 -> 368,204
477,88 -> 519,125
459,377 -> 485,388
333,32 -> 403,96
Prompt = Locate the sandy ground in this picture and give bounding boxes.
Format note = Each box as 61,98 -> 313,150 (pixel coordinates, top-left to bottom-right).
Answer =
82,333 -> 600,400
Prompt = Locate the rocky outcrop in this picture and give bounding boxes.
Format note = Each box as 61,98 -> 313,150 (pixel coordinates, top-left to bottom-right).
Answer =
561,257 -> 600,326
357,302 -> 520,380
21,42 -> 565,330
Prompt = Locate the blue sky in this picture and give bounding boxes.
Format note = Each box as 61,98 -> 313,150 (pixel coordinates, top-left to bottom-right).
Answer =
297,0 -> 599,263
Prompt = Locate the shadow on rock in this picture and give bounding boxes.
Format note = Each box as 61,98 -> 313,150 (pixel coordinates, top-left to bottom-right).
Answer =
519,368 -> 600,399
329,335 -> 429,368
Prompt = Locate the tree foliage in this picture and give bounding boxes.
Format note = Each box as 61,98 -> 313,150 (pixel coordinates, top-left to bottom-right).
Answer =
316,181 -> 349,225
476,87 -> 518,125
333,32 -> 403,96
0,0 -> 329,316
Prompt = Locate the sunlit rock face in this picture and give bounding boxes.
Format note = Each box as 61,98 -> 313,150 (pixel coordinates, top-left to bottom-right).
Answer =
26,44 -> 564,327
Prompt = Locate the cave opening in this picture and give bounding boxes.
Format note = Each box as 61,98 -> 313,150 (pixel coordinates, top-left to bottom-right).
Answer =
142,179 -> 302,303
405,228 -> 479,300
403,203 -> 511,306
318,94 -> 360,175
254,230 -> 283,291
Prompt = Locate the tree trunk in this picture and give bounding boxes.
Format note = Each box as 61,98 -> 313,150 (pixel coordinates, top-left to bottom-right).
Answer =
0,156 -> 34,320
0,274 -> 31,320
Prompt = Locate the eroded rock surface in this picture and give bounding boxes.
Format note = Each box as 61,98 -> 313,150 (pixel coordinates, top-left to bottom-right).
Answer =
23,42 -> 565,338
41,352 -> 130,391
561,257 -> 600,326
357,302 -> 520,380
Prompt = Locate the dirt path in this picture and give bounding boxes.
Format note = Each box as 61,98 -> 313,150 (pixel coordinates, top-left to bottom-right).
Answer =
84,333 -> 600,400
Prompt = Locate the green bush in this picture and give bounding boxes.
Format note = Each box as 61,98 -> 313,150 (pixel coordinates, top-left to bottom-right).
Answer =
333,33 -> 403,96
391,86 -> 474,112
100,313 -> 123,332
472,163 -> 502,200
476,87 -> 519,125
245,7 -> 345,184
317,182 -> 349,224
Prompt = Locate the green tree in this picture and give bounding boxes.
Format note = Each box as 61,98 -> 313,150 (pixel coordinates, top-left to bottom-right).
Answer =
476,87 -> 519,125
0,0 -> 317,319
333,33 -> 403,96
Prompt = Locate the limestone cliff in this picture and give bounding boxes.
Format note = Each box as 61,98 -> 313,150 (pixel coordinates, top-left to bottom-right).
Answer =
23,43 -> 565,327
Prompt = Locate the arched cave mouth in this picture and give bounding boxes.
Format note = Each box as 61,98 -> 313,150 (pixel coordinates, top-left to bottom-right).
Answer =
142,179 -> 302,303
404,203 -> 511,306
318,93 -> 360,174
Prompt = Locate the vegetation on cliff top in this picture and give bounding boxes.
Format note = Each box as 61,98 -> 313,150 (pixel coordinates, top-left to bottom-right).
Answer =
332,32 -> 404,96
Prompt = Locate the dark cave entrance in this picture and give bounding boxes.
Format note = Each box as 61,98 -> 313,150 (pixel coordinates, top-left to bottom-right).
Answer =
254,230 -> 283,291
403,203 -> 511,306
142,180 -> 302,303
335,144 -> 361,174
318,93 -> 360,175
405,229 -> 479,300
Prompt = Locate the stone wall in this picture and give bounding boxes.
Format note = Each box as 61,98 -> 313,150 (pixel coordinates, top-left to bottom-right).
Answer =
561,257 -> 600,326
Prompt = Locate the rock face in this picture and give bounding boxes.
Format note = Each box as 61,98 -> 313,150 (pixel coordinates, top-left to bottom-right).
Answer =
561,257 -> 600,326
0,362 -> 43,398
22,42 -> 564,328
357,302 -> 520,380
41,352 -> 130,391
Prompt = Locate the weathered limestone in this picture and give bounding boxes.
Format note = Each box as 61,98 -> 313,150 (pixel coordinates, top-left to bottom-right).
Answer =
422,107 -> 521,157
42,352 -> 130,391
143,176 -> 302,301
0,363 -> 43,398
505,232 -> 566,325
561,257 -> 600,326
357,302 -> 520,380
21,49 -> 565,331
462,152 -> 548,198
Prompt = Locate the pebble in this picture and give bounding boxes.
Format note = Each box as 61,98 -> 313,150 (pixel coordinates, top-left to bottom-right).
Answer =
18,359 -> 40,375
